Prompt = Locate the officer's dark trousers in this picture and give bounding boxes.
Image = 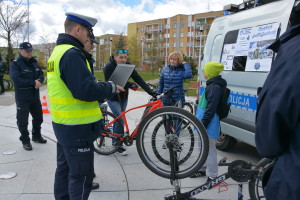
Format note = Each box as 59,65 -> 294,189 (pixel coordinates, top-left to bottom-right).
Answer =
54,142 -> 94,200
16,99 -> 43,144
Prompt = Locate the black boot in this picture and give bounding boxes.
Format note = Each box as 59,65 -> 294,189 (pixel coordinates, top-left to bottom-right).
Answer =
32,136 -> 47,143
91,182 -> 99,190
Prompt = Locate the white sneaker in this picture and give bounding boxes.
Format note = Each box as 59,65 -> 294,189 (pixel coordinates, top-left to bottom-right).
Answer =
117,147 -> 128,156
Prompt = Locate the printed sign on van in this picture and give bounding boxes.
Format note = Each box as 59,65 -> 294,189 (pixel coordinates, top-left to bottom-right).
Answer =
243,22 -> 279,71
222,22 -> 279,72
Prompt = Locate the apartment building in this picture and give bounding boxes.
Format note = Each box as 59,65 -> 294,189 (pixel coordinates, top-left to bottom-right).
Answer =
127,10 -> 223,70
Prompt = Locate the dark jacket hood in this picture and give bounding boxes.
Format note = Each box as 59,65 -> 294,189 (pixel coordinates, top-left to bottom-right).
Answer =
109,55 -> 116,65
206,75 -> 227,87
56,33 -> 85,51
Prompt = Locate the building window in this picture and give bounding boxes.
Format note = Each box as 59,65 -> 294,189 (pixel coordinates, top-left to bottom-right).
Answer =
173,23 -> 177,28
165,24 -> 170,29
173,33 -> 176,37
173,43 -> 176,47
180,32 -> 184,37
181,22 -> 184,28
180,42 -> 184,47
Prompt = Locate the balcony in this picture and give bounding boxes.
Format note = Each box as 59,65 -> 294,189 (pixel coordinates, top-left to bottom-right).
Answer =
145,28 -> 164,34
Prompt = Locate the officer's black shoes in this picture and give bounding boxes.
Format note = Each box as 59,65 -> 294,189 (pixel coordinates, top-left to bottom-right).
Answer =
23,143 -> 33,151
91,182 -> 99,190
32,136 -> 47,144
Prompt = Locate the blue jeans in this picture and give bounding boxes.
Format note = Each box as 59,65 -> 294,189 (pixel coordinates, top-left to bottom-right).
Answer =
107,98 -> 128,146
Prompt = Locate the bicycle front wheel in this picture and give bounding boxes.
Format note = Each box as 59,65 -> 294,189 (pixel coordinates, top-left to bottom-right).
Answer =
136,106 -> 209,179
94,111 -> 124,155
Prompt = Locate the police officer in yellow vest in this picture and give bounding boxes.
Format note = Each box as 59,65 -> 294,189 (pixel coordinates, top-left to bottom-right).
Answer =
47,12 -> 124,200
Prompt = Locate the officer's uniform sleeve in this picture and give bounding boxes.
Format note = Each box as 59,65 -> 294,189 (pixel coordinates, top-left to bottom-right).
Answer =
60,49 -> 115,102
255,51 -> 300,158
37,63 -> 45,83
9,61 -> 35,87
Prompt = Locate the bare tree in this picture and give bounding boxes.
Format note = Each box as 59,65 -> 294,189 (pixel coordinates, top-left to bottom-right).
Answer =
13,24 -> 34,47
0,0 -> 29,69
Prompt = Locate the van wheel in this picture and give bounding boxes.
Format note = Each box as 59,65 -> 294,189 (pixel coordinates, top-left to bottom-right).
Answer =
216,133 -> 237,151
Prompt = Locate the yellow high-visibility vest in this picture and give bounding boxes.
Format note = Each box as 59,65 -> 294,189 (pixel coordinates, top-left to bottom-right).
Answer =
47,44 -> 102,125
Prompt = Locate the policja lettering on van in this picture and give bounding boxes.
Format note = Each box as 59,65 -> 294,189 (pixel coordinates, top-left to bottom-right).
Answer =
230,95 -> 250,107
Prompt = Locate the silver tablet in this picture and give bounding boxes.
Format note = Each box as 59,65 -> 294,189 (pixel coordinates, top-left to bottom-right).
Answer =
108,64 -> 135,88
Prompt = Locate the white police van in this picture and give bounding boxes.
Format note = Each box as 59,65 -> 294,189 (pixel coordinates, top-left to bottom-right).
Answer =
198,0 -> 300,150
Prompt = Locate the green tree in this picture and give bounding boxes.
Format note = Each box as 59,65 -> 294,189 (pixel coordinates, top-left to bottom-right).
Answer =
113,33 -> 127,50
127,36 -> 141,67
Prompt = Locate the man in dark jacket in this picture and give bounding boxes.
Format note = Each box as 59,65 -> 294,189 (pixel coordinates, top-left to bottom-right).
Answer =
103,49 -> 157,155
256,24 -> 300,200
0,56 -> 6,95
10,42 -> 47,151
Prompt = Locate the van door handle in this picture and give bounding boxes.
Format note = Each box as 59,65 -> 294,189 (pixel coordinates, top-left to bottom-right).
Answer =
257,87 -> 262,95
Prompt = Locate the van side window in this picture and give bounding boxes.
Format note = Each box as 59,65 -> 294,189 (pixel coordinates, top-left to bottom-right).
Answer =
223,30 -> 247,71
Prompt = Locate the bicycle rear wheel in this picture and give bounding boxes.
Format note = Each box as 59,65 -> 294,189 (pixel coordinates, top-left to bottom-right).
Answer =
94,111 -> 124,155
151,118 -> 194,165
248,158 -> 274,200
136,106 -> 209,179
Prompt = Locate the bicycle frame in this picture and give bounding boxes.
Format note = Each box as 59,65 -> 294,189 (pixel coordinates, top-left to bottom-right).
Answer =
164,156 -> 260,200
102,96 -> 164,142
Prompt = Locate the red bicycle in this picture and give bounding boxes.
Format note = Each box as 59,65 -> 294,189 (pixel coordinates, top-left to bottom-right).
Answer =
94,87 -> 209,179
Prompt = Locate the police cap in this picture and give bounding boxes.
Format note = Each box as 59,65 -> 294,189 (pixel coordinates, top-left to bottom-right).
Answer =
65,12 -> 98,28
88,32 -> 99,44
19,42 -> 33,51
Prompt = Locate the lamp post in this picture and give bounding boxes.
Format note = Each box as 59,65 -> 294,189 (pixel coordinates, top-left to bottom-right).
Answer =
27,0 -> 30,42
141,39 -> 144,69
109,36 -> 113,56
198,24 -> 206,68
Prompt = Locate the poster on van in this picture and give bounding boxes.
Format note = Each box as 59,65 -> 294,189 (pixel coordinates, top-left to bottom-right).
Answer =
245,22 -> 279,71
221,22 -> 279,72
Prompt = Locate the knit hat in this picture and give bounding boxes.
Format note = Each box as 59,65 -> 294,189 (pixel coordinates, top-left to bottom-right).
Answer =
203,62 -> 224,79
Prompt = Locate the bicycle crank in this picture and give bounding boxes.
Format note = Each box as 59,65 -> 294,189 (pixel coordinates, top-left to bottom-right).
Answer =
123,136 -> 134,146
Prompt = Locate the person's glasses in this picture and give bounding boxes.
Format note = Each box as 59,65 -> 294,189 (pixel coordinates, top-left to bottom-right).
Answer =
117,50 -> 128,54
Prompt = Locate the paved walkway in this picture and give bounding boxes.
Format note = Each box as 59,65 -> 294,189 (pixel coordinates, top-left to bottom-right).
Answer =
0,86 -> 254,200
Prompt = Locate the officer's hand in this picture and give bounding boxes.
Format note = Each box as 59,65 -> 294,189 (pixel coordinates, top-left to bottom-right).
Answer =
35,80 -> 41,89
116,85 -> 125,93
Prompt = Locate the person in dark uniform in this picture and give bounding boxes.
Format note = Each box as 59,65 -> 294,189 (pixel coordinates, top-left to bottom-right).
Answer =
0,56 -> 6,95
103,49 -> 158,155
83,34 -> 100,191
9,42 -> 47,151
47,12 -> 124,200
255,24 -> 300,200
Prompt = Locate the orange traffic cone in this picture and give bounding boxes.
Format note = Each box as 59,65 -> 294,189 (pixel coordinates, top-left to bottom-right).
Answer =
41,96 -> 50,114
